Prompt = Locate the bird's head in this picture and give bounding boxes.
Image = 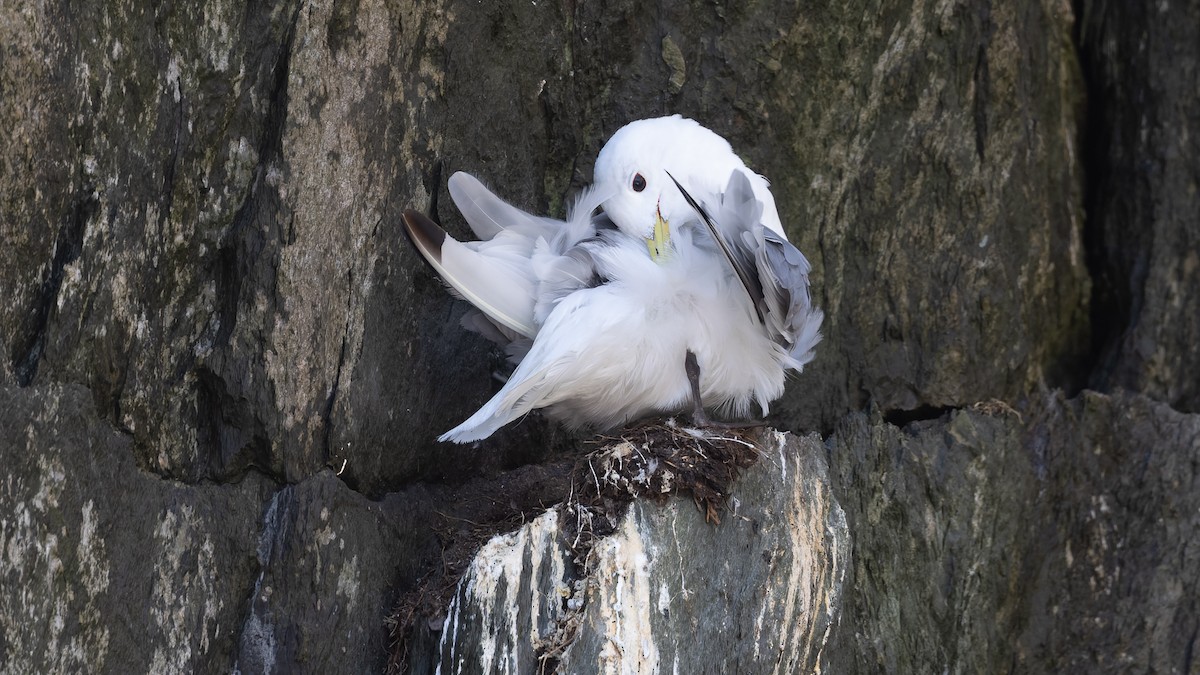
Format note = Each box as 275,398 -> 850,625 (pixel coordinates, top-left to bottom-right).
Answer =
593,115 -> 744,262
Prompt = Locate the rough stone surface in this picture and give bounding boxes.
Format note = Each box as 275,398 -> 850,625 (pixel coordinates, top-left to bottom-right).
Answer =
0,0 -> 1197,672
436,510 -> 570,674
752,0 -> 1090,428
825,403 -> 1039,673
825,390 -> 1200,673
1080,0 -> 1200,414
436,431 -> 849,674
1018,391 -> 1200,673
0,381 -> 572,673
0,382 -> 269,674
560,432 -> 849,674
233,475 -> 428,674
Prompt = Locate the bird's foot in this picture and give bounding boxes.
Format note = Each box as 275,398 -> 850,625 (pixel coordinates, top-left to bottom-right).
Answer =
683,350 -> 767,431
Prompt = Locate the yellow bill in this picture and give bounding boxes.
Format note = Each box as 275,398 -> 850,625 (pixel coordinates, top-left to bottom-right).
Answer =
645,208 -> 672,262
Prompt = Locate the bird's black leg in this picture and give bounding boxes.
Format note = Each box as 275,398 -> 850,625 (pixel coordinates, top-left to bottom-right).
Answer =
685,350 -> 715,426
685,350 -> 767,430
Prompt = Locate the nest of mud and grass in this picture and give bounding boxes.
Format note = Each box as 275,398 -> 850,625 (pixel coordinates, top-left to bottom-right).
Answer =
386,419 -> 763,673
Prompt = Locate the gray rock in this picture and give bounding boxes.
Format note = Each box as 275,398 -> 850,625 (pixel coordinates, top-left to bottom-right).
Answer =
437,431 -> 850,674
1018,390 -> 1200,672
1080,0 -> 1200,413
232,474 -> 440,674
436,510 -> 571,674
826,390 -> 1200,673
0,381 -> 548,674
0,382 -> 270,673
826,402 -> 1040,673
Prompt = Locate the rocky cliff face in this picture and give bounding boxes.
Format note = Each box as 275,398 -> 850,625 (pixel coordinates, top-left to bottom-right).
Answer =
434,392 -> 1200,674
1,0 -> 1196,673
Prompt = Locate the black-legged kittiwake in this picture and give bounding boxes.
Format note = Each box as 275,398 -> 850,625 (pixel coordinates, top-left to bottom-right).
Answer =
402,115 -> 823,443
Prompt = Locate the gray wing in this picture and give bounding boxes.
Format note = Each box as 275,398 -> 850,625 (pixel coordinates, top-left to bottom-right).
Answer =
751,227 -> 824,367
403,172 -> 612,356
673,169 -> 824,368
448,172 -> 560,241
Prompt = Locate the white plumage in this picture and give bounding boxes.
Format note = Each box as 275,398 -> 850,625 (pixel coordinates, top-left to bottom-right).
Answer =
402,115 -> 823,443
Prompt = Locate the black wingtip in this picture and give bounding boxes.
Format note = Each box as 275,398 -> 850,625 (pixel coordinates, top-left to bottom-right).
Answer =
665,171 -> 766,324
664,171 -> 705,215
401,209 -> 446,264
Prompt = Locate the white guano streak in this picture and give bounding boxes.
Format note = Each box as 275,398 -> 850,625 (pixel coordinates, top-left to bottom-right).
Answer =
437,510 -> 564,674
592,514 -> 659,675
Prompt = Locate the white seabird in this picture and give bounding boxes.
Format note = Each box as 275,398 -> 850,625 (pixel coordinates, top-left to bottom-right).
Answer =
402,115 -> 823,443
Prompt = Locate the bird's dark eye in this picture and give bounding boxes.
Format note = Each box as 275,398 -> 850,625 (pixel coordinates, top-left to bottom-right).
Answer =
632,173 -> 647,192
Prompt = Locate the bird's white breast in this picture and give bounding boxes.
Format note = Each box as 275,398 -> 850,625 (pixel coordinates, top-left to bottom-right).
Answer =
534,228 -> 788,427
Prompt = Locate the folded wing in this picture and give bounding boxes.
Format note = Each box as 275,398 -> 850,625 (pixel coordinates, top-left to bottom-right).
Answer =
673,169 -> 824,368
